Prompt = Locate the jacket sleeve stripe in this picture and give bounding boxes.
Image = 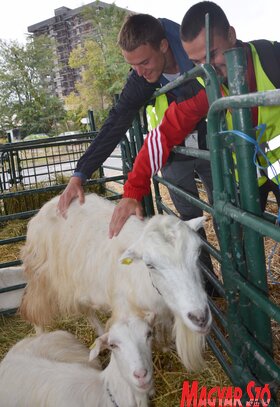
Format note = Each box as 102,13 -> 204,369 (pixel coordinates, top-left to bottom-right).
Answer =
156,127 -> 163,170
152,129 -> 159,173
147,130 -> 155,175
147,127 -> 163,175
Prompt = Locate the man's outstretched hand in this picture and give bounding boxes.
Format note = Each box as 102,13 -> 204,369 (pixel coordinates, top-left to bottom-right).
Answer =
109,198 -> 144,238
57,176 -> 85,218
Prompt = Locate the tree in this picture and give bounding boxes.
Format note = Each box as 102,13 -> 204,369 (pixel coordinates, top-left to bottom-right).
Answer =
64,3 -> 129,127
0,36 -> 65,137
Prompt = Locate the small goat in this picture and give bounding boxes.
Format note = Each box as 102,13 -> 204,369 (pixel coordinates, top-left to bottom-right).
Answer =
20,193 -> 212,370
0,314 -> 154,407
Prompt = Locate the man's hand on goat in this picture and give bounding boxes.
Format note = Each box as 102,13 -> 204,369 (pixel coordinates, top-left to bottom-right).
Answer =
57,176 -> 85,218
109,198 -> 144,238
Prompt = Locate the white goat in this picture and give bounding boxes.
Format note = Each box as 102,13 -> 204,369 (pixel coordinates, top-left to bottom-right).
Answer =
20,193 -> 212,370
0,314 -> 154,407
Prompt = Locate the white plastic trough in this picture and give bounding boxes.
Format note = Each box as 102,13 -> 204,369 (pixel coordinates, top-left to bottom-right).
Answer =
0,267 -> 26,312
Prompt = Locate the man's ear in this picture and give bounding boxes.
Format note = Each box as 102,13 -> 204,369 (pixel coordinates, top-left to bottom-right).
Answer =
160,38 -> 169,54
228,26 -> 236,47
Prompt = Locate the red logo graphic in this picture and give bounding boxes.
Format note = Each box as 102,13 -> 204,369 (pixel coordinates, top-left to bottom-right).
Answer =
180,380 -> 271,406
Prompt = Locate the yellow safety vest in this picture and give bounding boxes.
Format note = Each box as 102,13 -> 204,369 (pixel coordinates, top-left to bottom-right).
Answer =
223,43 -> 280,186
146,45 -> 280,187
250,42 -> 280,186
146,94 -> 169,131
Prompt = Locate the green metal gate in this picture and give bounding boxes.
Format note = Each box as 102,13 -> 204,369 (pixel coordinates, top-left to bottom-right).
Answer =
207,48 -> 280,405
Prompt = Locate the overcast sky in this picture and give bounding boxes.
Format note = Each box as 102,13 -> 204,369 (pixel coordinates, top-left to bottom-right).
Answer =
0,0 -> 279,43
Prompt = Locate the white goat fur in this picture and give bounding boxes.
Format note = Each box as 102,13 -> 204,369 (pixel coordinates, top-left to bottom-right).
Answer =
0,315 -> 154,407
20,193 -> 212,371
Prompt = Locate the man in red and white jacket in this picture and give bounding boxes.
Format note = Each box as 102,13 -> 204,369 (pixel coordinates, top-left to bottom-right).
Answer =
109,1 -> 280,237
109,81 -> 208,236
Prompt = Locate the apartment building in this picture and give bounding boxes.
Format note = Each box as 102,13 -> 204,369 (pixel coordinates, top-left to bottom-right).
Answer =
28,1 -> 116,98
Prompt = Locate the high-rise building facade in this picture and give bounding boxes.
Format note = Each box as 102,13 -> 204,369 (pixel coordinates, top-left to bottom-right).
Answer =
28,1 -> 114,98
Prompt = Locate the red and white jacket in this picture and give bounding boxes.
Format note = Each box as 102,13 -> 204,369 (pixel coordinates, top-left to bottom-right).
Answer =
123,87 -> 209,201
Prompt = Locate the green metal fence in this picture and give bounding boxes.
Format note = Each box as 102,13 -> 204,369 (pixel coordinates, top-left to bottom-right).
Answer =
207,48 -> 280,404
139,47 -> 280,405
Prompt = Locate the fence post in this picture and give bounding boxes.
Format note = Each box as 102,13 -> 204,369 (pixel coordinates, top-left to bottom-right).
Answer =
87,110 -> 96,132
225,47 -> 274,389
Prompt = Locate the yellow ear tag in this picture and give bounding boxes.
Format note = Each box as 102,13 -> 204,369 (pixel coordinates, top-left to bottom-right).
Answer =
89,341 -> 96,350
121,257 -> 133,265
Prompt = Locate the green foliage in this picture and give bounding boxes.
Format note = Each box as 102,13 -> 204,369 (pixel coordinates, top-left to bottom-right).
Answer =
64,3 -> 129,127
0,36 -> 66,136
59,109 -> 86,133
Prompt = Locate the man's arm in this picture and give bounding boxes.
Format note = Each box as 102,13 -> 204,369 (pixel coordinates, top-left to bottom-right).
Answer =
109,86 -> 209,236
58,71 -> 157,214
75,71 -> 157,179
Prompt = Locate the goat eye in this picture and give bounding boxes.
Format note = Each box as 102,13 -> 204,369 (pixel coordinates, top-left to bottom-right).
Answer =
146,263 -> 155,270
146,330 -> 152,339
109,343 -> 118,350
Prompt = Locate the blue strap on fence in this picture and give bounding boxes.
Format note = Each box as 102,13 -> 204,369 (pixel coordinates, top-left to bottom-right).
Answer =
220,124 -> 280,285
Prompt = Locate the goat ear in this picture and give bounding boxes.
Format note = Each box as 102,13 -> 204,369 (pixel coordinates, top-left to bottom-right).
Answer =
185,216 -> 205,231
89,333 -> 109,360
119,247 -> 141,265
144,311 -> 156,327
164,224 -> 178,245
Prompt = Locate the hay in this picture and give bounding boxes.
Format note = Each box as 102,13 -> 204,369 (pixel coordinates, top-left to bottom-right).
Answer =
2,185 -> 58,215
0,220 -> 28,263
0,219 -> 28,239
2,173 -> 103,216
